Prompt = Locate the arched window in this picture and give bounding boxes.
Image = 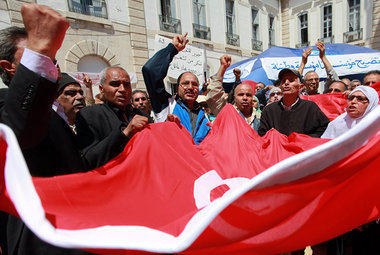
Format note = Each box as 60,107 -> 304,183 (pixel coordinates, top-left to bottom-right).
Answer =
77,55 -> 109,73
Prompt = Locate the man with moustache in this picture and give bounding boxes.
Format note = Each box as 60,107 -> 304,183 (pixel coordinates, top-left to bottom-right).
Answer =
75,66 -> 152,169
258,69 -> 329,137
131,90 -> 151,115
142,33 -> 210,144
56,73 -> 86,132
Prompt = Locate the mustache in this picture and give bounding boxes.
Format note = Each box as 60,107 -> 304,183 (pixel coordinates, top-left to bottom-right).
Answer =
184,89 -> 195,94
73,100 -> 85,107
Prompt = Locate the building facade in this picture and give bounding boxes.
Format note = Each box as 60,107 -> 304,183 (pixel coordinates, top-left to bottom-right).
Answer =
0,0 -> 378,89
0,0 -> 149,90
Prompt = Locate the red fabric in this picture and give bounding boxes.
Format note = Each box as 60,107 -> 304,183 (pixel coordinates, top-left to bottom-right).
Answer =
241,80 -> 257,91
300,93 -> 347,121
300,83 -> 380,121
0,101 -> 379,254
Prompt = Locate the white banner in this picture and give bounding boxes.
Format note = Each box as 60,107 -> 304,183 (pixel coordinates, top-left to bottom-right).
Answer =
261,52 -> 380,80
154,35 -> 206,83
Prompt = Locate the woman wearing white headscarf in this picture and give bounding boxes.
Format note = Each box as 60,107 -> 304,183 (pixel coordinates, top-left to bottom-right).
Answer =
321,85 -> 379,139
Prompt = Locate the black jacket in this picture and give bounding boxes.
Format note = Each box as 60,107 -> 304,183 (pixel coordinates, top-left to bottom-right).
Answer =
75,101 -> 152,170
0,64 -> 92,255
258,98 -> 329,138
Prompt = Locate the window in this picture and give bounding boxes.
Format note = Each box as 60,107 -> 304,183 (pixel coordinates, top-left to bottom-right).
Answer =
252,8 -> 259,40
68,0 -> 107,18
193,0 -> 206,26
348,0 -> 360,32
225,0 -> 239,46
251,8 -> 262,51
297,13 -> 309,47
159,0 -> 181,33
344,0 -> 362,42
322,5 -> 333,40
268,16 -> 275,47
226,0 -> 235,35
193,0 -> 210,40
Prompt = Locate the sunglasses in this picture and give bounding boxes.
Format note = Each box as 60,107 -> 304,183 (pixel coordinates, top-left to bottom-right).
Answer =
347,95 -> 368,102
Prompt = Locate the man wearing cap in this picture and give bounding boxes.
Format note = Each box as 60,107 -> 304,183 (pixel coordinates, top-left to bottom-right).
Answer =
56,73 -> 86,131
258,68 -> 329,137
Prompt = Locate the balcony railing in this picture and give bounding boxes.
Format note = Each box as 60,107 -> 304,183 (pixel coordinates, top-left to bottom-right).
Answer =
296,41 -> 310,48
319,36 -> 334,44
251,39 -> 262,51
343,28 -> 363,43
68,0 -> 108,19
159,15 -> 182,34
226,32 -> 240,46
193,23 -> 211,40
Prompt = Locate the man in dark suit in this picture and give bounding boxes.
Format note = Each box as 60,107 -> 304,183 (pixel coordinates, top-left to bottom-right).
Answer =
0,4 -> 93,255
76,66 -> 152,169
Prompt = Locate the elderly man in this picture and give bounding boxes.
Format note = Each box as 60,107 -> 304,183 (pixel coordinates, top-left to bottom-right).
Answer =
56,73 -> 86,130
0,4 -> 94,255
363,70 -> 380,86
258,69 -> 329,137
326,80 -> 347,93
298,41 -> 339,95
75,66 -> 152,169
205,55 -> 261,131
142,33 -> 210,144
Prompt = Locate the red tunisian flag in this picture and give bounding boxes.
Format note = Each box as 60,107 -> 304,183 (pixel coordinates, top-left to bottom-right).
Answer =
0,104 -> 380,254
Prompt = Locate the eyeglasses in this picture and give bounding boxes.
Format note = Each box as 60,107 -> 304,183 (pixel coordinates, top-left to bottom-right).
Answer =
64,89 -> 84,96
179,81 -> 199,89
347,95 -> 368,102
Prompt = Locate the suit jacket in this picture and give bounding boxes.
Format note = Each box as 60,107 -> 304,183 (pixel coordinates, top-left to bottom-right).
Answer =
76,101 -> 152,170
0,64 -> 92,255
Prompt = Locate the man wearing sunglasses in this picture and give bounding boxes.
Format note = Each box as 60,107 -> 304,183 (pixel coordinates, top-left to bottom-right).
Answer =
56,73 -> 86,131
142,33 -> 210,144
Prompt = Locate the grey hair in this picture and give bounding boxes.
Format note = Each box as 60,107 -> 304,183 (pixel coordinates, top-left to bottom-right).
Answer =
99,66 -> 128,86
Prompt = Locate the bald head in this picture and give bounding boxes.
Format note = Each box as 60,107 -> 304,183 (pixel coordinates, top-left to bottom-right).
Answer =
234,83 -> 254,116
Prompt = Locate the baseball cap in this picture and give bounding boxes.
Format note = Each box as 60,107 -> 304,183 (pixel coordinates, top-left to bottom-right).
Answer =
278,69 -> 302,82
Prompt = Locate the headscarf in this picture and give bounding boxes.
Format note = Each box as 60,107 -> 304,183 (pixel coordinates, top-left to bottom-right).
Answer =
321,86 -> 379,139
252,96 -> 261,113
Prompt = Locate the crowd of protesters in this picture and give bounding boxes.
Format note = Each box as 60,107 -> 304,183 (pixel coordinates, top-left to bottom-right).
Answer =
0,3 -> 379,255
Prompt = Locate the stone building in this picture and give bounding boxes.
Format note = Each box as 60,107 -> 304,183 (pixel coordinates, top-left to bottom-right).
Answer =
0,0 -> 148,91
